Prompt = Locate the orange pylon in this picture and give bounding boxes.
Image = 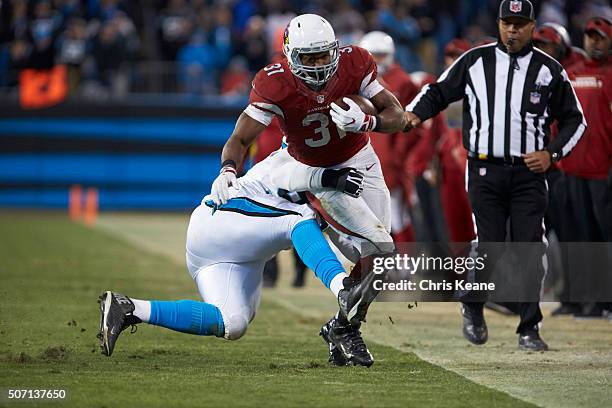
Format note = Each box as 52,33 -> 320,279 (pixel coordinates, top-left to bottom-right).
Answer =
69,185 -> 82,221
83,187 -> 99,227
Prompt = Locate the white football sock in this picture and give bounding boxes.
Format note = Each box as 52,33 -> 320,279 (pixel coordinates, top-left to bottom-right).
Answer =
131,299 -> 151,323
330,273 -> 348,298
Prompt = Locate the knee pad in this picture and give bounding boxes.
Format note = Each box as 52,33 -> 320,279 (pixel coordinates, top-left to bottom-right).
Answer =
222,313 -> 249,340
360,231 -> 395,257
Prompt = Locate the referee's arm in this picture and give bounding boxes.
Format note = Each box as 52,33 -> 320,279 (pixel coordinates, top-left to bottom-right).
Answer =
404,55 -> 468,128
546,70 -> 587,159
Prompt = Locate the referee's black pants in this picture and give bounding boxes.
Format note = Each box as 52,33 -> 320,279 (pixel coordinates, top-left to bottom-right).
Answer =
565,174 -> 608,241
563,174 -> 610,312
466,159 -> 547,334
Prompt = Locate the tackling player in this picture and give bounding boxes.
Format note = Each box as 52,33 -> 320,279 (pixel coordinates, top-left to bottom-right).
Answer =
98,157 -> 378,366
209,14 -> 407,364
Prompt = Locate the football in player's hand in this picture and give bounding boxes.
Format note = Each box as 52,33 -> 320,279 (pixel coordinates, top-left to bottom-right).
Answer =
333,95 -> 378,115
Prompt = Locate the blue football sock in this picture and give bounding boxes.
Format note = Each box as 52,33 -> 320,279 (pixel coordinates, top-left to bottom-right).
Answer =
149,300 -> 224,337
291,219 -> 345,288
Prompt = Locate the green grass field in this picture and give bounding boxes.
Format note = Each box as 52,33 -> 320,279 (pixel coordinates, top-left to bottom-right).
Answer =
1,211 -> 610,407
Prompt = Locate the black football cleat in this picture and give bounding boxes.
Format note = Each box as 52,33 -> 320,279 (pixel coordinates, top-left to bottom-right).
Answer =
518,329 -> 549,351
97,291 -> 141,356
325,341 -> 349,366
319,318 -> 349,366
320,318 -> 374,367
338,272 -> 382,325
460,303 -> 488,345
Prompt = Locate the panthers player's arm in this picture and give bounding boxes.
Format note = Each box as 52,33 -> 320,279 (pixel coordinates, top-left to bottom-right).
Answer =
370,88 -> 408,133
221,112 -> 267,168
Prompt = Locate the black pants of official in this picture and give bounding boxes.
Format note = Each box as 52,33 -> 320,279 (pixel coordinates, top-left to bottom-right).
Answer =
466,159 -> 547,334
564,174 -> 608,241
562,174 -> 610,309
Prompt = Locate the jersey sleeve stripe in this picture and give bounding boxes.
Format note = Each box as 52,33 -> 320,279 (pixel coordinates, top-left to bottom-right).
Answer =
244,104 -> 274,126
359,71 -> 375,93
252,102 -> 285,119
360,79 -> 384,99
560,70 -> 587,157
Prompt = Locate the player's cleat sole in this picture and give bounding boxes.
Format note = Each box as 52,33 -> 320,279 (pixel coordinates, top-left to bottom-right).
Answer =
97,291 -> 139,357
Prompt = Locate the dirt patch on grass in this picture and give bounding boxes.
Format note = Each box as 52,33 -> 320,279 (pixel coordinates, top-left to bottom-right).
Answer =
16,352 -> 34,363
40,346 -> 69,361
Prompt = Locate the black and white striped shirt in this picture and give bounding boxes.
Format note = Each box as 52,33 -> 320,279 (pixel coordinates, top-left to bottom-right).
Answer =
407,42 -> 587,160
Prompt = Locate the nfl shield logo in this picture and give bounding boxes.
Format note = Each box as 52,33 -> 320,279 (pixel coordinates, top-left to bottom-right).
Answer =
510,1 -> 522,13
530,92 -> 541,104
317,95 -> 325,104
479,167 -> 487,176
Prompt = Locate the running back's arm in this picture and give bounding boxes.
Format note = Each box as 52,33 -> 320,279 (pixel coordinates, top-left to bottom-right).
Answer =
370,88 -> 407,133
221,113 -> 267,168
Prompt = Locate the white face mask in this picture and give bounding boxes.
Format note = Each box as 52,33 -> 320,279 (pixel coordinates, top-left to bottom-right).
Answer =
287,42 -> 340,87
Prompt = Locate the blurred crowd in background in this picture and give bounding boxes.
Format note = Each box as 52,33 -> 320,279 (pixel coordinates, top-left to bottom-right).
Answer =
1,0 -> 611,98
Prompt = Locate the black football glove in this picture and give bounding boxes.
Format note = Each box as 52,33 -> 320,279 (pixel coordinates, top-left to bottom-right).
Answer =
321,167 -> 364,198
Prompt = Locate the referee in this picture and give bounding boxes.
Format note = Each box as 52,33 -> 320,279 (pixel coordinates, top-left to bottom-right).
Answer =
404,0 -> 586,351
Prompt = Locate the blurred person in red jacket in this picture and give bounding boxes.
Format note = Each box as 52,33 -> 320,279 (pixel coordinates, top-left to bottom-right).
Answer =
443,39 -> 472,128
359,30 -> 419,243
558,17 -> 612,318
533,23 -> 587,68
403,39 -> 476,244
436,38 -> 476,243
404,70 -> 448,242
220,56 -> 252,97
443,39 -> 472,70
532,23 -> 587,317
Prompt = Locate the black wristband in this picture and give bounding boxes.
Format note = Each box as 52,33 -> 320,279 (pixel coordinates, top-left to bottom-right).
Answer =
373,115 -> 382,132
221,159 -> 237,169
321,168 -> 337,188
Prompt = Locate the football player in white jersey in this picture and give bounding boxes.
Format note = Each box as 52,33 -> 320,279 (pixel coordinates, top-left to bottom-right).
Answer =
98,156 -> 377,366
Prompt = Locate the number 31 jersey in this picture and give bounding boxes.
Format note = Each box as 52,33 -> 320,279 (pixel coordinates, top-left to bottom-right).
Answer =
245,46 -> 384,167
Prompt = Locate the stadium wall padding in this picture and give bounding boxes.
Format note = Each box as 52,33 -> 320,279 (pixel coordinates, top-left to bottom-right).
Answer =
0,97 -> 245,210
